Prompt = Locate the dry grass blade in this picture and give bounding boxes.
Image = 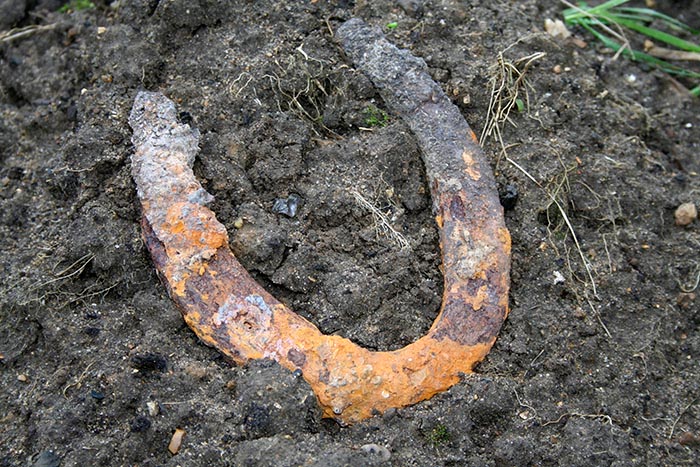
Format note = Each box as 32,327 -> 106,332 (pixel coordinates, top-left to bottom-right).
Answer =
351,189 -> 411,251
0,24 -> 57,43
505,157 -> 599,299
480,51 -> 546,151
262,46 -> 338,135
644,43 -> 700,62
29,253 -> 95,292
479,44 -> 607,334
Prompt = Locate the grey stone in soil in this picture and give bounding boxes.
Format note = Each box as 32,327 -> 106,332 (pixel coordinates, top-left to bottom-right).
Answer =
272,193 -> 303,217
32,450 -> 60,467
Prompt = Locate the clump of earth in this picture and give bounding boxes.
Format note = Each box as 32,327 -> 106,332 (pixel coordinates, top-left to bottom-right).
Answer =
1,1 -> 698,466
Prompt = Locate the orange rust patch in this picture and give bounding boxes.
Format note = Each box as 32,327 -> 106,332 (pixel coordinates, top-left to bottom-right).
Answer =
171,277 -> 188,297
498,227 -> 512,252
471,284 -> 489,311
435,214 -> 444,229
461,149 -> 482,181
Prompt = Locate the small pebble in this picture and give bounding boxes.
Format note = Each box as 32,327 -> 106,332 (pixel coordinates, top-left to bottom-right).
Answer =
17,374 -> 28,382
674,202 -> 697,226
90,390 -> 105,400
544,18 -> 571,39
168,427 -> 186,455
272,193 -> 302,218
147,401 -> 160,417
361,443 -> 391,461
499,184 -> 518,211
552,270 -> 565,285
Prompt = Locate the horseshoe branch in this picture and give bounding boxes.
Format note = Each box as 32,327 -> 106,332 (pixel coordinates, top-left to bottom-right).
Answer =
129,19 -> 510,424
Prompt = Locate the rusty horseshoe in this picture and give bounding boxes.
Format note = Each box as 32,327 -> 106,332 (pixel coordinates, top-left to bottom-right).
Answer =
129,19 -> 510,424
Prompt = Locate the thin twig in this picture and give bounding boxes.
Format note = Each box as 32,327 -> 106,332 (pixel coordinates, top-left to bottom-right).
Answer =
514,389 -> 538,420
669,399 -> 697,439
542,411 -> 614,428
62,361 -> 96,398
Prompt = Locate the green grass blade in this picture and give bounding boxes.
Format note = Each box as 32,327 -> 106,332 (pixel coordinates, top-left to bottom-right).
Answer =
580,22 -> 700,79
564,0 -> 630,22
612,16 -> 700,52
565,1 -> 700,35
586,0 -> 629,15
564,2 -> 700,94
618,7 -> 700,34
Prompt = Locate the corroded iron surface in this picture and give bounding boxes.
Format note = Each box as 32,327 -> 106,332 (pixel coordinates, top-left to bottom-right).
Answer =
129,18 -> 510,424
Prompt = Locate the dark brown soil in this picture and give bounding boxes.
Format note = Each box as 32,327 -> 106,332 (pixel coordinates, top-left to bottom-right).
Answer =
1,1 -> 698,466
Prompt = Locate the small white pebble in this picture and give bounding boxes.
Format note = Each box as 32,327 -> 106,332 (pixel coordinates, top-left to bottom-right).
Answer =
147,401 -> 159,417
553,270 -> 566,285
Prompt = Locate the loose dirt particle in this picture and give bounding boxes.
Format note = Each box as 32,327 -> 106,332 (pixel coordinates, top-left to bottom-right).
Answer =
184,363 -> 209,380
130,353 -> 167,373
677,431 -> 700,447
677,292 -> 696,309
